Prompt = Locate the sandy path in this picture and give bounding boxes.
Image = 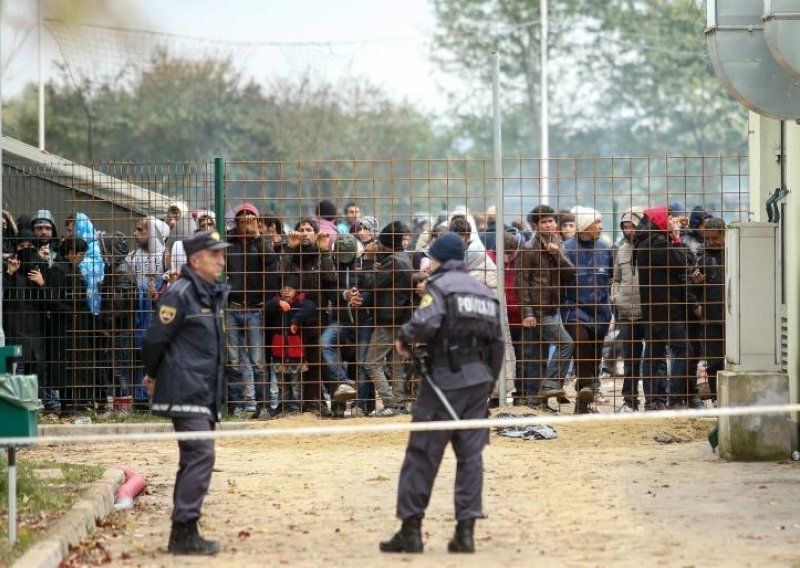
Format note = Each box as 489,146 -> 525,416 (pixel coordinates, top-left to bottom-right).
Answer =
23,412 -> 800,567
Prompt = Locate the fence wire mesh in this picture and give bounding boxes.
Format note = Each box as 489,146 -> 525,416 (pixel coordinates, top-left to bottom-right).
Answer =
1,155 -> 748,418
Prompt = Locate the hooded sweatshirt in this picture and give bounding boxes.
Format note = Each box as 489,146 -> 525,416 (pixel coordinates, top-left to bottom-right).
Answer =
683,206 -> 712,261
126,217 -> 170,286
447,208 -> 498,290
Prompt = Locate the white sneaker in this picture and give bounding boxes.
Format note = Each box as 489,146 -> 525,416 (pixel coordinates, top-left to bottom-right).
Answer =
369,407 -> 397,417
333,383 -> 357,402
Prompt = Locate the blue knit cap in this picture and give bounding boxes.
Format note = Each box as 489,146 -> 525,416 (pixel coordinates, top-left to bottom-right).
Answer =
429,232 -> 465,263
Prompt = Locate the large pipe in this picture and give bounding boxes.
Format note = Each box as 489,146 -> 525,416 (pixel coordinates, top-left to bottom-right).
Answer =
114,468 -> 146,510
38,0 -> 45,151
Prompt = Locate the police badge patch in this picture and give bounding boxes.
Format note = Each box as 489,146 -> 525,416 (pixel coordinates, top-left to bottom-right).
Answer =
419,294 -> 434,308
159,305 -> 177,324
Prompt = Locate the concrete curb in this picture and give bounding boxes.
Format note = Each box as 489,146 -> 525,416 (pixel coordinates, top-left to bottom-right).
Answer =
13,422 -> 252,566
14,468 -> 124,568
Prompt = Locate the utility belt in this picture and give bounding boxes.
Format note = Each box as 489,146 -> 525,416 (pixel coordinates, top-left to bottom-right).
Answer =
429,349 -> 487,372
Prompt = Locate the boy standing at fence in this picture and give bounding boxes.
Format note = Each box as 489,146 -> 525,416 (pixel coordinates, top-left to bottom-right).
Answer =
266,273 -> 316,415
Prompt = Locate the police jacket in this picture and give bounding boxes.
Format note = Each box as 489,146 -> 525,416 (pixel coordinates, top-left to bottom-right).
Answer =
397,259 -> 504,391
142,265 -> 229,421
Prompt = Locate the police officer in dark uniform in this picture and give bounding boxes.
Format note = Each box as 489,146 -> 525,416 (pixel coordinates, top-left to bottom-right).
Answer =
141,230 -> 230,556
380,232 -> 504,555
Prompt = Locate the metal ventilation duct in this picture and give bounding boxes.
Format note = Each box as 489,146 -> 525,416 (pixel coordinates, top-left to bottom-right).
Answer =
763,0 -> 800,79
706,0 -> 800,119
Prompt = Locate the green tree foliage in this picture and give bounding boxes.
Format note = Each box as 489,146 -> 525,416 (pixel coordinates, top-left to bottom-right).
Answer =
431,0 -> 747,157
262,76 -> 445,159
2,51 -> 446,163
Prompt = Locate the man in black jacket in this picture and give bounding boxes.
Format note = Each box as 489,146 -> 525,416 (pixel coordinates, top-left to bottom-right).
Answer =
635,206 -> 697,410
690,217 -> 726,402
363,221 -> 413,417
3,231 -> 49,407
142,230 -> 230,556
281,217 -> 339,416
225,203 -> 278,419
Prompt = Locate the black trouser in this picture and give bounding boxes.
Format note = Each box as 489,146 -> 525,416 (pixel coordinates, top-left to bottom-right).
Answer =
172,417 -> 215,523
564,320 -> 606,392
687,320 -> 705,398
396,380 -> 492,522
301,333 -> 323,408
618,319 -> 647,398
702,323 -> 725,398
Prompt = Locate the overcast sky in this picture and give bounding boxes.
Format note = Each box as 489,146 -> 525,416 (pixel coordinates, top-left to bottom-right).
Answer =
1,0 -> 456,112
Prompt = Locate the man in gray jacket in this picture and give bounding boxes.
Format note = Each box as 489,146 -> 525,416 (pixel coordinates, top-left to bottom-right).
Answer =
610,207 -> 647,411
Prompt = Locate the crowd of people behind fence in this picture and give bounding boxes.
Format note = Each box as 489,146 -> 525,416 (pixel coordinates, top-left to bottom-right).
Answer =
0,197 -> 726,419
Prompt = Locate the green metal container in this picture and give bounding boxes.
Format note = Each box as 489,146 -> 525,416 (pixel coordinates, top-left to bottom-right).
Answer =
0,374 -> 39,439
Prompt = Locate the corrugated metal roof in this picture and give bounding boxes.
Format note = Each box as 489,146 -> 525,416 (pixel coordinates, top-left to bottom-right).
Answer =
2,136 -> 187,218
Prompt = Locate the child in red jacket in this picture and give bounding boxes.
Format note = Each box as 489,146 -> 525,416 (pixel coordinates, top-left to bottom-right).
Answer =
266,274 -> 316,414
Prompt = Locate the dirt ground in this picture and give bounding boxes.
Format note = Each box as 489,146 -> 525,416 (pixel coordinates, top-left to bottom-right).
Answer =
22,410 -> 800,568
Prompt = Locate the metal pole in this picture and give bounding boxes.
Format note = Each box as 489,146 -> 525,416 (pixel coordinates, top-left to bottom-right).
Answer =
38,0 -> 45,152
540,0 -> 549,204
0,0 -> 5,351
491,49 -> 509,407
0,18 -> 15,549
8,447 -> 17,544
213,157 -> 225,236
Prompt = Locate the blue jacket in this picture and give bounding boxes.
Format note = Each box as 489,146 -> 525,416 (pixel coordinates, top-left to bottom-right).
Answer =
561,236 -> 613,331
142,265 -> 229,421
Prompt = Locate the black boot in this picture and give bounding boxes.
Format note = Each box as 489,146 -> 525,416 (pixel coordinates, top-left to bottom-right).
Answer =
447,519 -> 475,553
379,518 -> 423,553
168,520 -> 220,555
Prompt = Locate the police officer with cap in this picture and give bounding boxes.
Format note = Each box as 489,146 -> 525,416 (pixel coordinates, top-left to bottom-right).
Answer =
380,232 -> 504,555
142,229 -> 230,555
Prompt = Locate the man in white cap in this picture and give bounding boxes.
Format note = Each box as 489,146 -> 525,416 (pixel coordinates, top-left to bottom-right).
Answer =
562,206 -> 614,413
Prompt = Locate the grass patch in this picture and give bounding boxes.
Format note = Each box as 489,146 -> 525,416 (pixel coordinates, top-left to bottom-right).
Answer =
0,455 -> 104,565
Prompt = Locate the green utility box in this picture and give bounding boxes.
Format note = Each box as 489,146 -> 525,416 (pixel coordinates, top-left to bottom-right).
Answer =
0,374 -> 39,439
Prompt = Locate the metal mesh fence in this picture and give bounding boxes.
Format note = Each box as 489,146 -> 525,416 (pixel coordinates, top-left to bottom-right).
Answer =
1,155 -> 748,418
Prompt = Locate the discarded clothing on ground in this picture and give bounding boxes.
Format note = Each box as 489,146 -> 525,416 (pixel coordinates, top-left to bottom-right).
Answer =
494,412 -> 558,441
